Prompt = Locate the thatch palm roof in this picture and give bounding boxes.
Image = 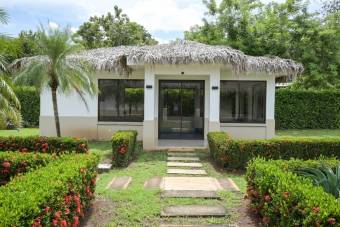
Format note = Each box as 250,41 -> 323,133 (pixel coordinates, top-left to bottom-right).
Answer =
12,40 -> 304,77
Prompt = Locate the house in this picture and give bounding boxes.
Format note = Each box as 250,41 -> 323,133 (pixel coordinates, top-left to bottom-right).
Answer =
40,40 -> 303,150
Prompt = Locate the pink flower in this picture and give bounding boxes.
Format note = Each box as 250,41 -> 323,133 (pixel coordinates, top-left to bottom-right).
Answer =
2,161 -> 10,169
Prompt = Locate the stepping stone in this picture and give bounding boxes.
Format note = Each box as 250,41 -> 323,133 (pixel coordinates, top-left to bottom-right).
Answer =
161,177 -> 222,191
97,163 -> 112,173
162,190 -> 219,199
167,169 -> 207,175
144,176 -> 163,189
161,205 -> 227,217
167,157 -> 200,162
168,152 -> 197,157
218,178 -> 240,192
106,176 -> 131,189
167,162 -> 203,168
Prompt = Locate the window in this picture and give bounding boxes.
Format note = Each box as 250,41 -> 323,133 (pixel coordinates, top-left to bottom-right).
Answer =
220,81 -> 266,123
98,79 -> 144,122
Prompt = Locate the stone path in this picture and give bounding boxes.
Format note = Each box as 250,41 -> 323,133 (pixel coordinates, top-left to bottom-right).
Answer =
105,176 -> 131,189
161,151 -> 239,226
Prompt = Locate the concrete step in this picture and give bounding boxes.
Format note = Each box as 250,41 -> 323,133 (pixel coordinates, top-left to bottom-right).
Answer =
168,152 -> 198,157
167,157 -> 200,162
144,176 -> 163,189
167,169 -> 207,175
162,190 -> 220,199
161,177 -> 222,191
167,162 -> 203,168
97,163 -> 112,173
105,176 -> 131,190
161,205 -> 227,217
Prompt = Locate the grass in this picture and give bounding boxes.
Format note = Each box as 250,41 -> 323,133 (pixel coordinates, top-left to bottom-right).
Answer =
0,128 -> 39,137
276,129 -> 340,138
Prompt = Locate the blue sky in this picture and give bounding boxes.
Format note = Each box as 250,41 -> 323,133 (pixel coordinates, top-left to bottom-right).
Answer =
1,0 -> 322,43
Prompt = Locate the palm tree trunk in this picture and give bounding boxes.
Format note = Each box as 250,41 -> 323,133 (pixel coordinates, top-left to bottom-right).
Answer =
51,86 -> 61,137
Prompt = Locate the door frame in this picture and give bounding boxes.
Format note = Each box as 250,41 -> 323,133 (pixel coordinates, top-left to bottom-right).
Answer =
158,80 -> 205,140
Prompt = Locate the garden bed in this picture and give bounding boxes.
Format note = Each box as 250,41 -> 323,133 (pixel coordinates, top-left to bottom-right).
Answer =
246,158 -> 340,226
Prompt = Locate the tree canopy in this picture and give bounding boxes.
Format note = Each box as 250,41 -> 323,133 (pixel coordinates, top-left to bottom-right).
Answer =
185,0 -> 340,89
74,5 -> 157,49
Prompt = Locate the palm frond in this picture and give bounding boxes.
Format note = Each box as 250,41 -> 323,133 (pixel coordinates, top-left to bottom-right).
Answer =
0,8 -> 9,24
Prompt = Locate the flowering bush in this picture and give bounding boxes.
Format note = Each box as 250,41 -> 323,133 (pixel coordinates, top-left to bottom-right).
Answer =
246,158 -> 340,226
0,152 -> 55,185
0,153 -> 99,226
208,132 -> 340,169
112,130 -> 137,167
0,136 -> 88,154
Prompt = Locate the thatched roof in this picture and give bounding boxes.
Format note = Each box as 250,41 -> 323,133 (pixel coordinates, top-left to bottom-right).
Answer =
12,40 -> 304,77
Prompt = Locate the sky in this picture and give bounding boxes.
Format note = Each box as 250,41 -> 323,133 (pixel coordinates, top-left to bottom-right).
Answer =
1,0 -> 323,43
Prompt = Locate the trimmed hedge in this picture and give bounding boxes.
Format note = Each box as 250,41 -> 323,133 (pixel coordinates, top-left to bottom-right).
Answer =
0,136 -> 88,154
0,153 -> 99,226
14,86 -> 40,127
246,158 -> 340,226
0,152 -> 55,185
275,89 -> 340,129
208,131 -> 340,169
112,130 -> 138,167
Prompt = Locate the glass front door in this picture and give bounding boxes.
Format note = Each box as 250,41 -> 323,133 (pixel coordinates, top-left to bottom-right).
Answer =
159,80 -> 204,139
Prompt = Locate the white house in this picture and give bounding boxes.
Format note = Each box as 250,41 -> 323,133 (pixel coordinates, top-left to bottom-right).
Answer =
39,41 -> 303,150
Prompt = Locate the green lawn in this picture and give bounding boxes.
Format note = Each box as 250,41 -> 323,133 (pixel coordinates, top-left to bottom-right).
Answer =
276,129 -> 340,138
0,128 -> 39,137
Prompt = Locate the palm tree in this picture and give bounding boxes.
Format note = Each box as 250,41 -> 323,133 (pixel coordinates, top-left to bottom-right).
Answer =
0,7 -> 21,129
12,25 -> 97,137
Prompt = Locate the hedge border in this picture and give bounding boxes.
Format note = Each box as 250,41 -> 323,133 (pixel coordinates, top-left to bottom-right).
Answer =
246,158 -> 340,226
112,130 -> 138,167
0,153 -> 99,226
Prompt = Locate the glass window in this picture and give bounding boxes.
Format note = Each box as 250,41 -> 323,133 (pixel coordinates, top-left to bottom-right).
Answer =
220,81 -> 266,123
98,79 -> 144,122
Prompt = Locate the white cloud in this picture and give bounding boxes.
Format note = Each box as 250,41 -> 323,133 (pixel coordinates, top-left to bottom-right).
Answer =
48,21 -> 59,30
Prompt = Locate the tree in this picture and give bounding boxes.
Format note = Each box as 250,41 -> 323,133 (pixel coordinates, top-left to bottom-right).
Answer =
75,5 -> 157,48
185,0 -> 340,89
0,7 -> 21,129
13,26 -> 97,136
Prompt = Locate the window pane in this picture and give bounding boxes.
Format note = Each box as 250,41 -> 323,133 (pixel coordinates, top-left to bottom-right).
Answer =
98,79 -> 144,122
220,81 -> 266,123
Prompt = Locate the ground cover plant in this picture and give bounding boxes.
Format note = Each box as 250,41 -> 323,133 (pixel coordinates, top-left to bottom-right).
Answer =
112,130 -> 138,167
0,136 -> 88,154
0,152 -> 54,185
208,132 -> 340,169
0,153 -> 99,226
246,158 -> 340,226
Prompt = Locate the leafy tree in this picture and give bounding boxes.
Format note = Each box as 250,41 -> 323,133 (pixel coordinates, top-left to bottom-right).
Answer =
13,26 -> 97,136
0,7 -> 21,129
75,5 -> 157,48
185,0 -> 340,89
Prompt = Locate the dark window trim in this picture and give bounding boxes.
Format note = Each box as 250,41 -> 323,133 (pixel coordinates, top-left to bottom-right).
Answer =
97,79 -> 144,122
220,80 -> 266,124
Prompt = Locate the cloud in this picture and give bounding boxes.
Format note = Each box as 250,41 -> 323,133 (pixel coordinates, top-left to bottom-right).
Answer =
48,21 -> 59,30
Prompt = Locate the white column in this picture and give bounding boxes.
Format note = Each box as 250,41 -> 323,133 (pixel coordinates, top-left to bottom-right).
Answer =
266,77 -> 275,138
208,68 -> 221,132
143,66 -> 157,150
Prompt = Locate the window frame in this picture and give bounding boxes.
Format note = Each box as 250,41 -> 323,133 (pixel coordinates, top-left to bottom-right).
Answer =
97,79 -> 145,122
220,80 -> 267,124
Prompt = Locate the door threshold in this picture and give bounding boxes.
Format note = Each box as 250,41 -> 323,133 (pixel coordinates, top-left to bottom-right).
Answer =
157,139 -> 208,150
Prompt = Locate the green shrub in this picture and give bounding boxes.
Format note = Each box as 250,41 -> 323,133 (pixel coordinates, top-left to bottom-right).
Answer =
112,130 -> 138,167
0,152 -> 55,185
0,136 -> 88,154
246,158 -> 340,226
208,131 -> 340,169
14,86 -> 40,127
275,89 -> 340,129
0,153 -> 99,226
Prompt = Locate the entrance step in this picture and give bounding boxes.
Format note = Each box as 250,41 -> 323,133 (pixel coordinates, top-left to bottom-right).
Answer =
168,152 -> 198,157
161,205 -> 227,217
167,169 -> 207,175
168,157 -> 200,162
162,190 -> 219,199
167,162 -> 203,168
161,177 -> 222,191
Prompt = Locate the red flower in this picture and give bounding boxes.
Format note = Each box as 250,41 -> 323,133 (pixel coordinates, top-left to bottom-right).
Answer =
85,186 -> 91,195
262,216 -> 270,225
52,219 -> 58,226
64,195 -> 71,204
32,219 -> 41,227
264,194 -> 271,202
312,207 -> 320,214
72,216 -> 79,227
54,211 -> 62,219
60,220 -> 67,227
91,178 -> 96,185
44,206 -> 50,213
328,218 -> 336,225
65,208 -> 70,215
118,145 -> 127,154
2,161 -> 10,169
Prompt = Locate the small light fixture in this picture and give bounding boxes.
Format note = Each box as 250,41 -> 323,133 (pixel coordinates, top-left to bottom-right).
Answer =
181,72 -> 184,75
146,85 -> 152,89
212,86 -> 219,90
